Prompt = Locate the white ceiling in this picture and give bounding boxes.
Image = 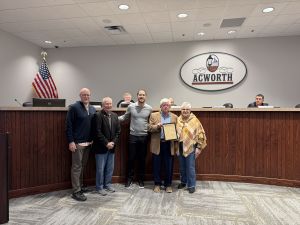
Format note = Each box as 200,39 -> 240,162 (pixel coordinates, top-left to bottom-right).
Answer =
0,0 -> 300,48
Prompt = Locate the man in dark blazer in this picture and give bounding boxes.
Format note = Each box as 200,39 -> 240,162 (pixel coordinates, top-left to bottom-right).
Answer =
92,97 -> 121,195
248,94 -> 269,107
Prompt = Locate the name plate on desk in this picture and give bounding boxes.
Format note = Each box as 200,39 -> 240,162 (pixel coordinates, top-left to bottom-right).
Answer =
258,106 -> 274,108
162,123 -> 178,141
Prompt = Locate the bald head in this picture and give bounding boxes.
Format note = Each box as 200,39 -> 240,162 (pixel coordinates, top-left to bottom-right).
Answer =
79,88 -> 91,105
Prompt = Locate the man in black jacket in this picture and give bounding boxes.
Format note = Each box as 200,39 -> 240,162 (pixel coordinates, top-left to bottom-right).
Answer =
66,88 -> 96,201
92,97 -> 121,195
248,94 -> 269,108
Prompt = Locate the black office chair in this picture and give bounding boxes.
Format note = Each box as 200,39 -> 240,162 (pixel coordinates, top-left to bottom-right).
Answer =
223,103 -> 233,108
90,101 -> 102,107
295,104 -> 300,108
22,102 -> 33,107
117,99 -> 134,108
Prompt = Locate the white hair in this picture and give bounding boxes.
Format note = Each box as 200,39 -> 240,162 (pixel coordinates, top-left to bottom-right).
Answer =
102,97 -> 112,104
181,102 -> 192,109
160,98 -> 170,106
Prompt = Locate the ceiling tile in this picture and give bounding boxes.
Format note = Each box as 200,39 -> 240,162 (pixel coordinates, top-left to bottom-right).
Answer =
116,13 -> 145,25
131,33 -> 153,43
123,23 -> 149,33
171,21 -> 195,33
166,0 -> 198,10
147,23 -> 172,33
111,34 -> 135,44
79,2 -> 113,16
196,0 -> 227,8
93,16 -> 121,26
243,15 -> 275,26
280,1 -> 300,14
194,19 -> 222,30
151,32 -> 173,42
269,14 -> 300,25
143,12 -> 171,23
196,7 -> 226,20
136,0 -> 168,12
223,4 -> 257,18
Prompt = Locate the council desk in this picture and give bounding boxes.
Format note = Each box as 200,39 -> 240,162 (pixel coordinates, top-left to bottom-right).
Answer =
0,107 -> 300,198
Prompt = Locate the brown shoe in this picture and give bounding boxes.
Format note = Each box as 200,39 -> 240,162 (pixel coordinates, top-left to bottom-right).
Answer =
153,185 -> 160,193
166,187 -> 173,193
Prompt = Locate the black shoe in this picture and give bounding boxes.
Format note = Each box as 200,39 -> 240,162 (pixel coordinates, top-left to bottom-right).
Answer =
72,191 -> 87,201
81,186 -> 92,193
188,187 -> 195,194
177,183 -> 186,189
125,179 -> 132,188
138,180 -> 144,189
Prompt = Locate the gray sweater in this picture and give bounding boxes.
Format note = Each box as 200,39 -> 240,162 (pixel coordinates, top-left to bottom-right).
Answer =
119,102 -> 152,136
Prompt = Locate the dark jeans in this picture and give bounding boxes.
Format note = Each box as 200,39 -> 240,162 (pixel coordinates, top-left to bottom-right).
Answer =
127,134 -> 148,181
152,141 -> 174,187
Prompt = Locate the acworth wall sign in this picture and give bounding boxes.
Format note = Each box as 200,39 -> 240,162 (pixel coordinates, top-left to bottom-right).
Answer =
180,52 -> 247,91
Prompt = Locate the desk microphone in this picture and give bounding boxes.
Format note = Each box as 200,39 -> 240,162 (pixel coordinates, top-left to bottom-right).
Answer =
14,98 -> 22,106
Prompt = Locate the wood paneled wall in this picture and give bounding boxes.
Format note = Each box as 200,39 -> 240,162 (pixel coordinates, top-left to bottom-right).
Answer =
0,109 -> 299,198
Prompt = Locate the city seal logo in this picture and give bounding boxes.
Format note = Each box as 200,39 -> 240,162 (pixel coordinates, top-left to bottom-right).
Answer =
180,52 -> 247,91
206,54 -> 219,72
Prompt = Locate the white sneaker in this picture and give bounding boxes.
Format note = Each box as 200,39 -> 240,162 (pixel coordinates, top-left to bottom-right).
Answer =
105,186 -> 115,193
97,189 -> 107,196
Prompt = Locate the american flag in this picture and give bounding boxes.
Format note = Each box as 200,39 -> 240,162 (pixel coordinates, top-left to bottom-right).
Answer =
32,60 -> 58,98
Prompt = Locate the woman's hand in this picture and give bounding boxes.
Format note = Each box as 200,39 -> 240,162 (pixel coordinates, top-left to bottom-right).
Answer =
195,148 -> 202,158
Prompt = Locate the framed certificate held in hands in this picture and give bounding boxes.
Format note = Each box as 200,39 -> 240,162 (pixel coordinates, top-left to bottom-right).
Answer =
162,123 -> 178,141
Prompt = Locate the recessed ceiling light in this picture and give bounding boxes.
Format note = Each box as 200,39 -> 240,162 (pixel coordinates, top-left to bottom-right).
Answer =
262,7 -> 274,13
118,4 -> 129,10
44,41 -> 52,44
177,13 -> 188,18
228,30 -> 236,34
197,32 -> 205,36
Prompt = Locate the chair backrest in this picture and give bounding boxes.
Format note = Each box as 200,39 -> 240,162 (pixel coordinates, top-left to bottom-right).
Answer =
22,102 -> 33,107
90,101 -> 102,107
223,103 -> 233,108
295,104 -> 300,108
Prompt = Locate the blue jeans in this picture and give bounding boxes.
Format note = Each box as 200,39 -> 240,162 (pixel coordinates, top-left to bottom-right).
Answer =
178,143 -> 196,188
95,152 -> 115,191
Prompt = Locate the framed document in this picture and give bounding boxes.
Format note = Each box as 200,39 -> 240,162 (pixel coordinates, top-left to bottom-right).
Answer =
162,123 -> 178,141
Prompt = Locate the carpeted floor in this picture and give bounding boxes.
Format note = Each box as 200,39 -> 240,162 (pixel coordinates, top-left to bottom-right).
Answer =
5,181 -> 300,225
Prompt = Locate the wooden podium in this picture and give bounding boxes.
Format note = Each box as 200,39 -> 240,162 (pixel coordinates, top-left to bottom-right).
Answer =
0,133 -> 9,224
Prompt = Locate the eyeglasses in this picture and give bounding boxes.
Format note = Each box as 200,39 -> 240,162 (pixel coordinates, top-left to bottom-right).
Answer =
181,108 -> 190,111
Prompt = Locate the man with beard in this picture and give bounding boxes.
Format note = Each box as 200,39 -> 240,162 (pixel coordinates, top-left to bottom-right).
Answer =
119,89 -> 152,188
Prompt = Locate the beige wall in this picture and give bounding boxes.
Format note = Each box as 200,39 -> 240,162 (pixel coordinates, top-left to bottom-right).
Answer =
1,29 -> 299,108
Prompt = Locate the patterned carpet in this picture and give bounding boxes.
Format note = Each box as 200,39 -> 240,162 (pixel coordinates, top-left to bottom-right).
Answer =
5,181 -> 300,225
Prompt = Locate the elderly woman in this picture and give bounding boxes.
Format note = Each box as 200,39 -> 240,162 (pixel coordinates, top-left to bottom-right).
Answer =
176,102 -> 207,193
